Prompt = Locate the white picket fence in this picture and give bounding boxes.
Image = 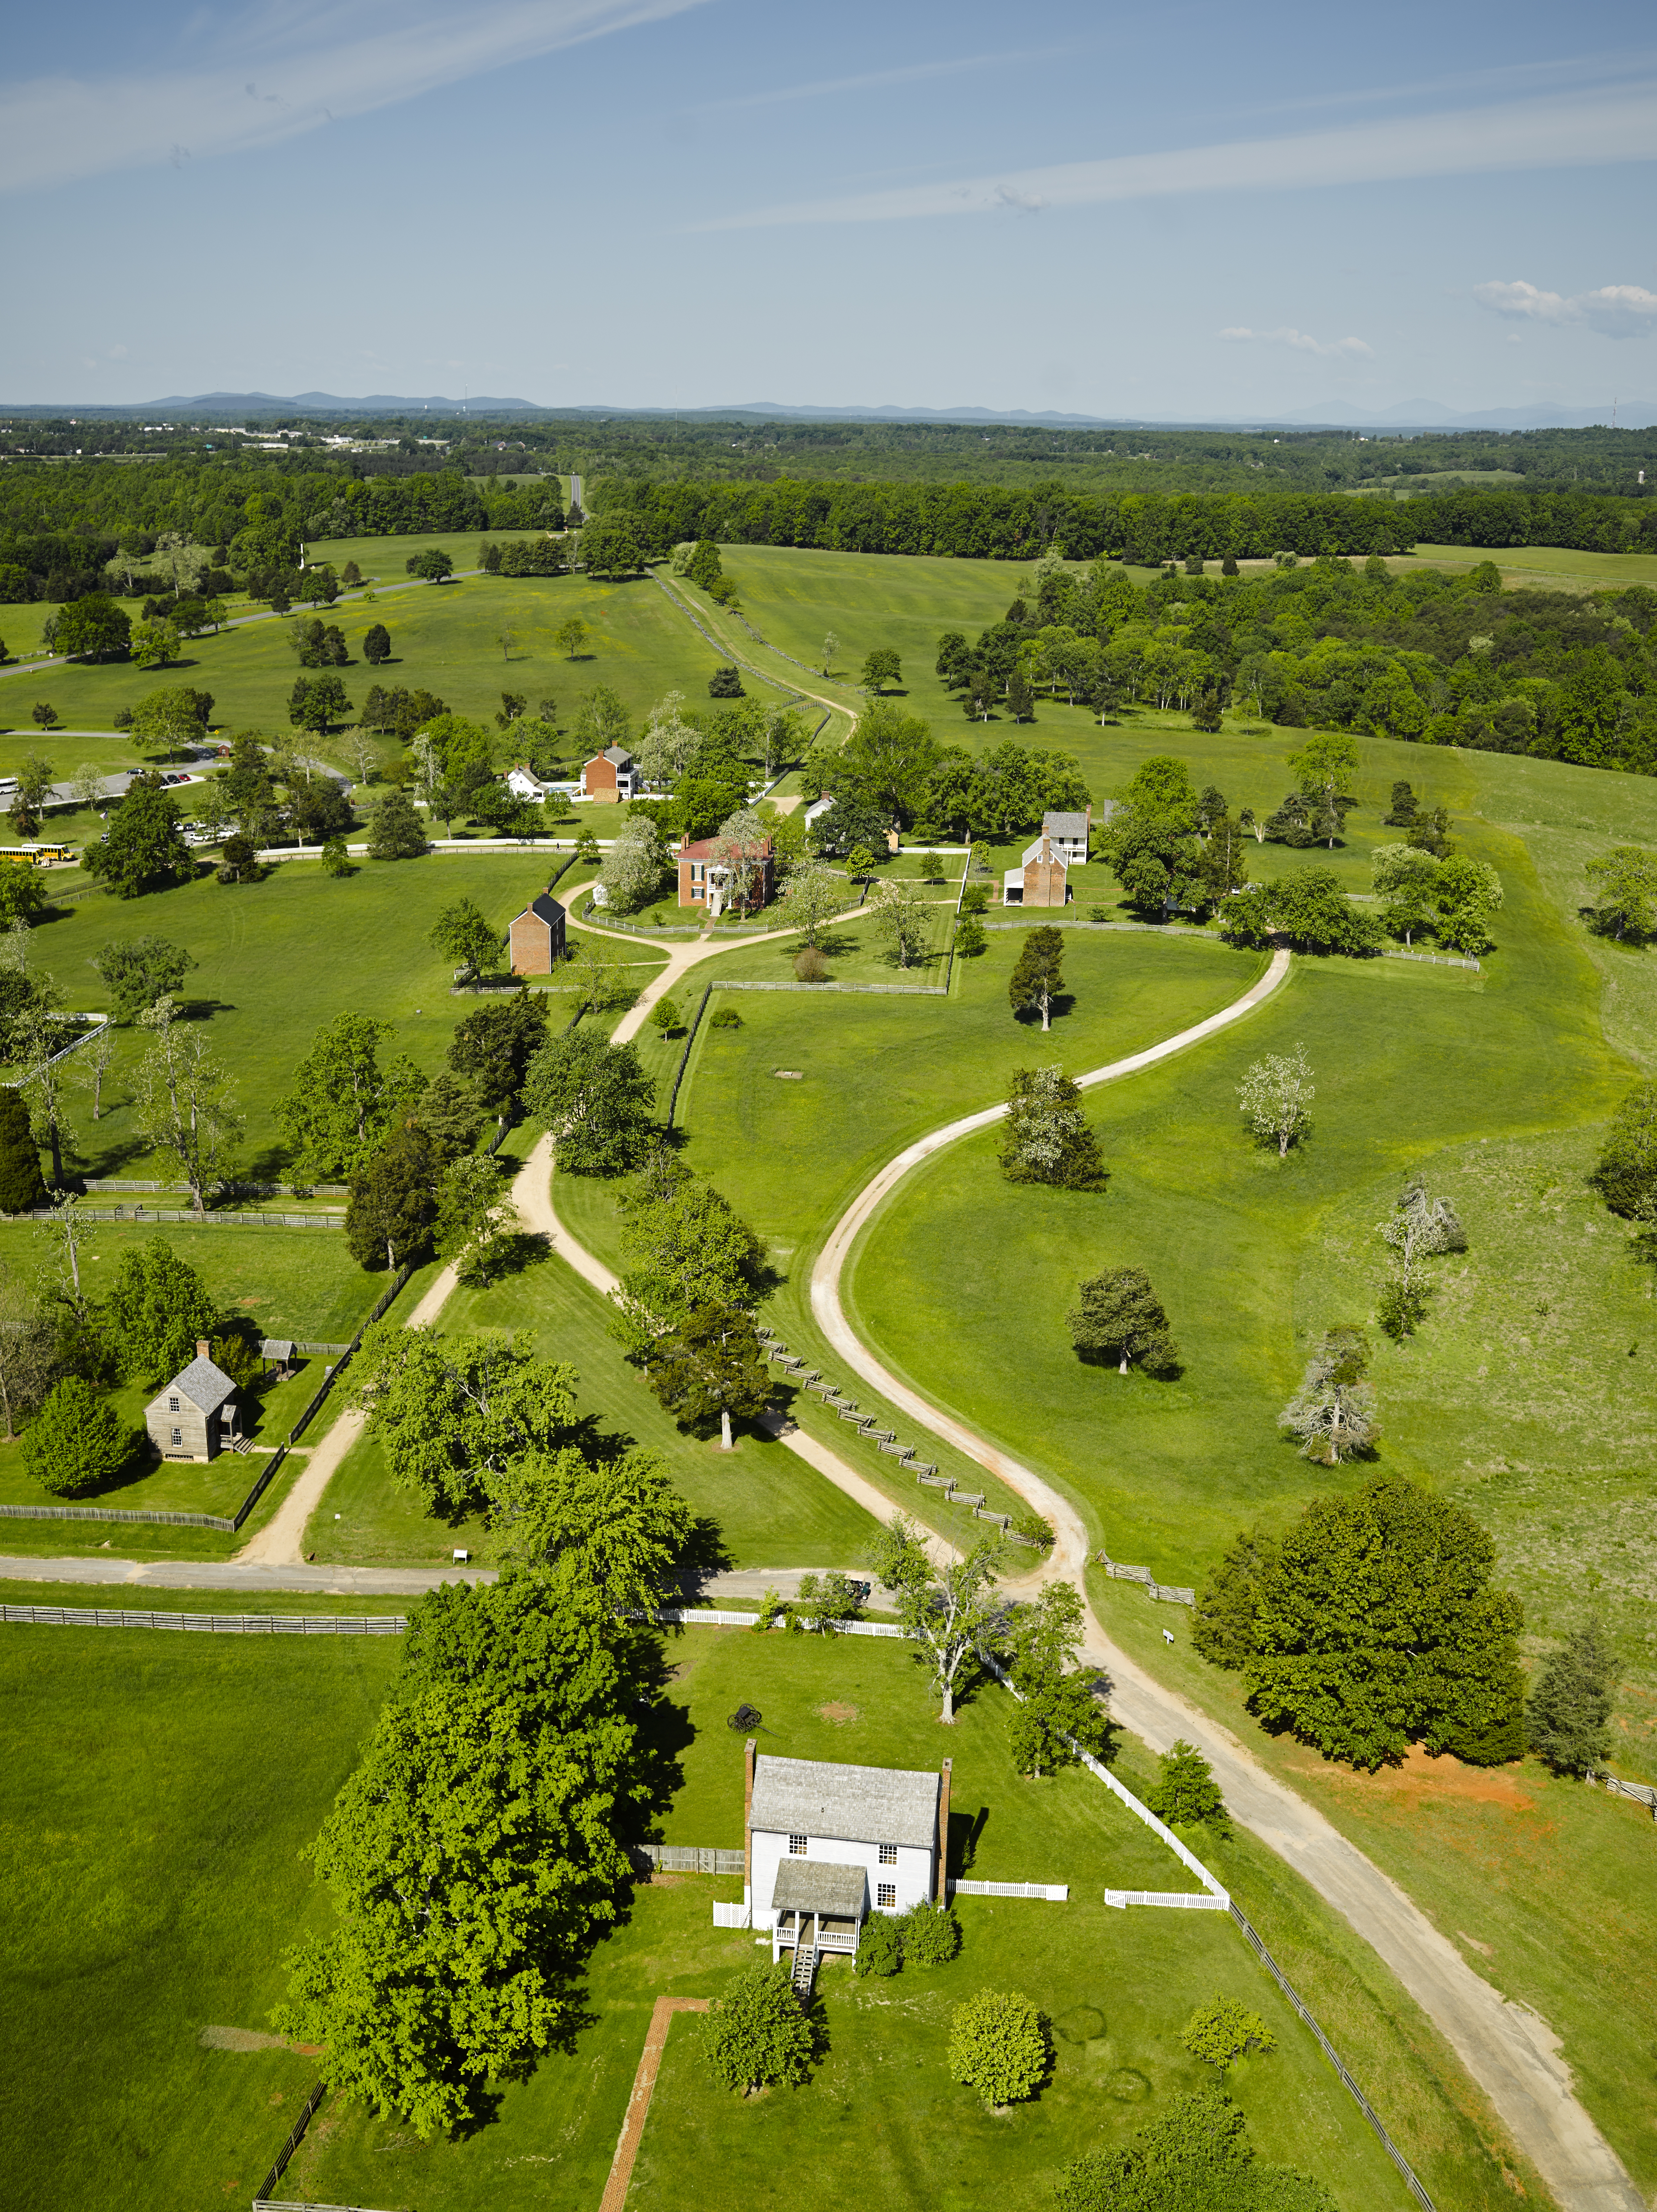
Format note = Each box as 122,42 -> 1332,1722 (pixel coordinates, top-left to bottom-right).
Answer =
950,1879 -> 1068,1901
712,1901 -> 752,1928
654,1606 -> 909,1640
1105,1888 -> 1228,1911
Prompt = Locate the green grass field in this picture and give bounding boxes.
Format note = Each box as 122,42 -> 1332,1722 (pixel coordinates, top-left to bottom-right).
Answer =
295,1628 -> 1506,2212
10,848 -> 573,1179
0,1624 -> 401,2212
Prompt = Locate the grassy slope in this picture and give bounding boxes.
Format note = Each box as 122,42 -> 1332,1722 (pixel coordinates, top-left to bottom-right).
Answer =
0,1627 -> 400,2212
15,849 -> 570,1176
301,1629 -> 1504,2212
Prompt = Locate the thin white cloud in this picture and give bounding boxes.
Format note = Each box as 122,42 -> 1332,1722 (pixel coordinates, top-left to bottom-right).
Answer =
1474,277 -> 1657,337
698,45 -> 1075,114
1220,327 -> 1374,361
0,0 -> 711,193
693,78 -> 1657,230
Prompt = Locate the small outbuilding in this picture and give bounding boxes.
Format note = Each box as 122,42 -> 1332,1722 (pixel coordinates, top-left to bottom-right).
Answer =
260,1337 -> 297,1379
508,891 -> 567,974
744,1745 -> 950,1962
145,1341 -> 242,1462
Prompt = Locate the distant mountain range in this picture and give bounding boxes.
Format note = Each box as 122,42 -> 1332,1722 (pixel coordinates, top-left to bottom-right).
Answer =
6,390 -> 1656,433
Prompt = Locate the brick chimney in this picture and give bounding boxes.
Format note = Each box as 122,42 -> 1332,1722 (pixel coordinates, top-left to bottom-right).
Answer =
196,1339 -> 210,1359
936,1758 -> 952,1904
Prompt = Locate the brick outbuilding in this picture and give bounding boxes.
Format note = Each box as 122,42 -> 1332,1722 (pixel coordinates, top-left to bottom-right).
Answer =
508,891 -> 567,973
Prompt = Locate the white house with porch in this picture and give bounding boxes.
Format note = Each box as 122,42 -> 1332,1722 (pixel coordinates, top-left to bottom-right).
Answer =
742,1745 -> 949,1964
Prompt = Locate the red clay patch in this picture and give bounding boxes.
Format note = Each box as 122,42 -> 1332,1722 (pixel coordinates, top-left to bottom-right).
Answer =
819,1702 -> 859,1725
1295,1744 -> 1538,1810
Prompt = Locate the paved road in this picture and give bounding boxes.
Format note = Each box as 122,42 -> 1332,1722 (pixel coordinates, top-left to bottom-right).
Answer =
806,943 -> 1640,2212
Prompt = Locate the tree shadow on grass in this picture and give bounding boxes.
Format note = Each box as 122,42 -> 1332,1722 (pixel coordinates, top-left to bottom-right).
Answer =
1011,993 -> 1076,1026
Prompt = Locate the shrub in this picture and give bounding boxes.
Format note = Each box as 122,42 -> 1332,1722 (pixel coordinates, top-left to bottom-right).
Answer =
853,1914 -> 902,1978
1144,1740 -> 1229,1835
954,916 -> 986,957
947,1989 -> 1049,2105
709,1005 -> 743,1029
1179,1995 -> 1276,2069
1010,1509 -> 1055,1549
899,1898 -> 959,1965
23,1376 -> 139,1497
649,995 -> 680,1035
794,945 -> 830,982
698,1963 -> 816,2091
708,665 -> 745,698
1527,1617 -> 1617,1775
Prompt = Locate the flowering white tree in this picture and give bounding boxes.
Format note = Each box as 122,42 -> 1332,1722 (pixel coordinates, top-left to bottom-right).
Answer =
1237,1046 -> 1314,1157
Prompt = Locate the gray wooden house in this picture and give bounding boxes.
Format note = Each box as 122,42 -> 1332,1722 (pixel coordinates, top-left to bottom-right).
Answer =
145,1341 -> 242,1462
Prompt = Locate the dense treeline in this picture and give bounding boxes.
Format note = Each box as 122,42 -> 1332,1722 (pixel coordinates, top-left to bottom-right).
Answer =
949,551 -> 1657,774
6,411 -> 1654,497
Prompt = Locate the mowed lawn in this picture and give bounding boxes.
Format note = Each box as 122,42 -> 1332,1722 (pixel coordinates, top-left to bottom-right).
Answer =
299,1629 -> 1485,2212
0,1626 -> 400,2212
9,849 -> 568,1177
2,549 -> 779,768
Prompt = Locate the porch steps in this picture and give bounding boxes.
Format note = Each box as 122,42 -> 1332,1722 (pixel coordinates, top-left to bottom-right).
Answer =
790,1942 -> 819,2003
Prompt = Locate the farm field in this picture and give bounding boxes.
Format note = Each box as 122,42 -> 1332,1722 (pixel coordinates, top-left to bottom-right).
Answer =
296,1628 -> 1498,2212
4,848 -> 577,1177
0,1624 -> 400,2212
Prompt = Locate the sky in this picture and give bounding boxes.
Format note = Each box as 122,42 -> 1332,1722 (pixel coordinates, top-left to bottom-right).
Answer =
2,0 -> 1655,420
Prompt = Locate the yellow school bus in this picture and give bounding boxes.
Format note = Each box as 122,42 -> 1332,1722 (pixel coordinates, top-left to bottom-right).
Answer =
0,845 -> 72,865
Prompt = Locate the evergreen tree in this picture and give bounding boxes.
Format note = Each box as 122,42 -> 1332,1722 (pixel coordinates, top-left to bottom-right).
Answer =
707,665 -> 745,698
644,1301 -> 771,1447
346,1119 -> 440,1272
1067,1266 -> 1178,1373
23,1375 -> 138,1497
1144,1740 -> 1229,1834
1008,924 -> 1066,1030
1527,1618 -> 1617,1775
368,788 -> 430,860
362,624 -> 392,665
0,1087 -> 47,1213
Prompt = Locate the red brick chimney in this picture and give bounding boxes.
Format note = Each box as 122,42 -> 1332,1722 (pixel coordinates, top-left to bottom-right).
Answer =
936,1758 -> 952,1904
197,1339 -> 210,1358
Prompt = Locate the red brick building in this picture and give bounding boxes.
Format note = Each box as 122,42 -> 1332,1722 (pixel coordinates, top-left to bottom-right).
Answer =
579,747 -> 636,803
508,891 -> 567,973
677,833 -> 774,916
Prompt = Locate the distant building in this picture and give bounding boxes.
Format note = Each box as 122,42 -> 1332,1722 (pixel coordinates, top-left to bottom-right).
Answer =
1040,806 -> 1091,867
506,763 -> 550,801
744,1746 -> 949,1963
676,832 -> 774,917
508,891 -> 567,973
145,1342 -> 241,1462
579,747 -> 636,803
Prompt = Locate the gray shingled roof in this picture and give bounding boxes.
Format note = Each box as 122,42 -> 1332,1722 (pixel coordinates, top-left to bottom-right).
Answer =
749,1754 -> 939,1850
260,1339 -> 295,1361
601,745 -> 633,766
770,1858 -> 869,1919
1042,810 -> 1090,840
522,893 -> 564,928
165,1356 -> 238,1414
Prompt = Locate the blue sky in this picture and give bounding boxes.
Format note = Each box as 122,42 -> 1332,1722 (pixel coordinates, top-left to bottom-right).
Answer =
3,0 -> 1655,417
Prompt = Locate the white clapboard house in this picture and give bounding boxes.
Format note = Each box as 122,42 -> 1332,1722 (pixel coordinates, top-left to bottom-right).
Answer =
742,1745 -> 950,1963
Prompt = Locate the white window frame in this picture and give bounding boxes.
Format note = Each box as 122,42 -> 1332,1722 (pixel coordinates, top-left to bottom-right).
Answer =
877,1883 -> 896,1909
878,1842 -> 897,1865
788,1833 -> 807,1857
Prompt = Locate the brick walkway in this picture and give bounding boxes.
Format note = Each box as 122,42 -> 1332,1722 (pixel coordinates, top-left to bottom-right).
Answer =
599,1996 -> 710,2212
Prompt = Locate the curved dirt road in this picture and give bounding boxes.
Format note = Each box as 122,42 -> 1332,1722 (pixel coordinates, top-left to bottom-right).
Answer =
807,944 -> 1638,2212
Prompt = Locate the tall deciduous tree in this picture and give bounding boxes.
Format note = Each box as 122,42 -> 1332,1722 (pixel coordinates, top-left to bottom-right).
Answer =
351,1322 -> 579,1516
485,1444 -> 692,1609
1279,1325 -> 1376,1464
1241,1476 -> 1525,1769
81,773 -> 196,898
345,1118 -> 440,1273
523,1026 -> 656,1176
133,995 -> 241,1215
368,788 -> 430,859
91,935 -> 196,1024
999,1064 -> 1105,1190
0,1281 -> 58,1439
699,1964 -> 817,2094
104,1236 -> 219,1385
429,897 -> 502,985
1585,847 -> 1657,942
868,1514 -> 1004,1723
447,993 -> 550,1124
278,1013 -> 426,1182
872,878 -> 929,968
1590,1083 -> 1657,1220
1236,1047 -> 1314,1157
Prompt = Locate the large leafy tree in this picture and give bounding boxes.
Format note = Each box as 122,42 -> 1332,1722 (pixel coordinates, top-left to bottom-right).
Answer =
699,1964 -> 817,2093
1220,1476 -> 1526,1770
869,1514 -> 1005,1723
92,935 -> 196,1024
105,1236 -> 219,1385
351,1321 -> 579,1516
642,1301 -> 772,1448
278,1013 -> 426,1182
276,1568 -> 669,2137
485,1444 -> 692,1609
523,1026 -> 656,1176
81,774 -> 196,899
57,593 -> 130,662
447,992 -> 550,1123
23,1375 -> 138,1497
998,1064 -> 1105,1189
346,1118 -> 441,1272
947,1991 -> 1049,2105
1008,925 -> 1066,1030
611,1159 -> 766,1351
1067,1266 -> 1178,1373
1590,1083 -> 1657,1220
429,896 -> 502,985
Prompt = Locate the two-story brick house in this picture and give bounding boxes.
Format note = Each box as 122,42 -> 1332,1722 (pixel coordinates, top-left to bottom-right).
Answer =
579,747 -> 636,803
676,832 -> 774,916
